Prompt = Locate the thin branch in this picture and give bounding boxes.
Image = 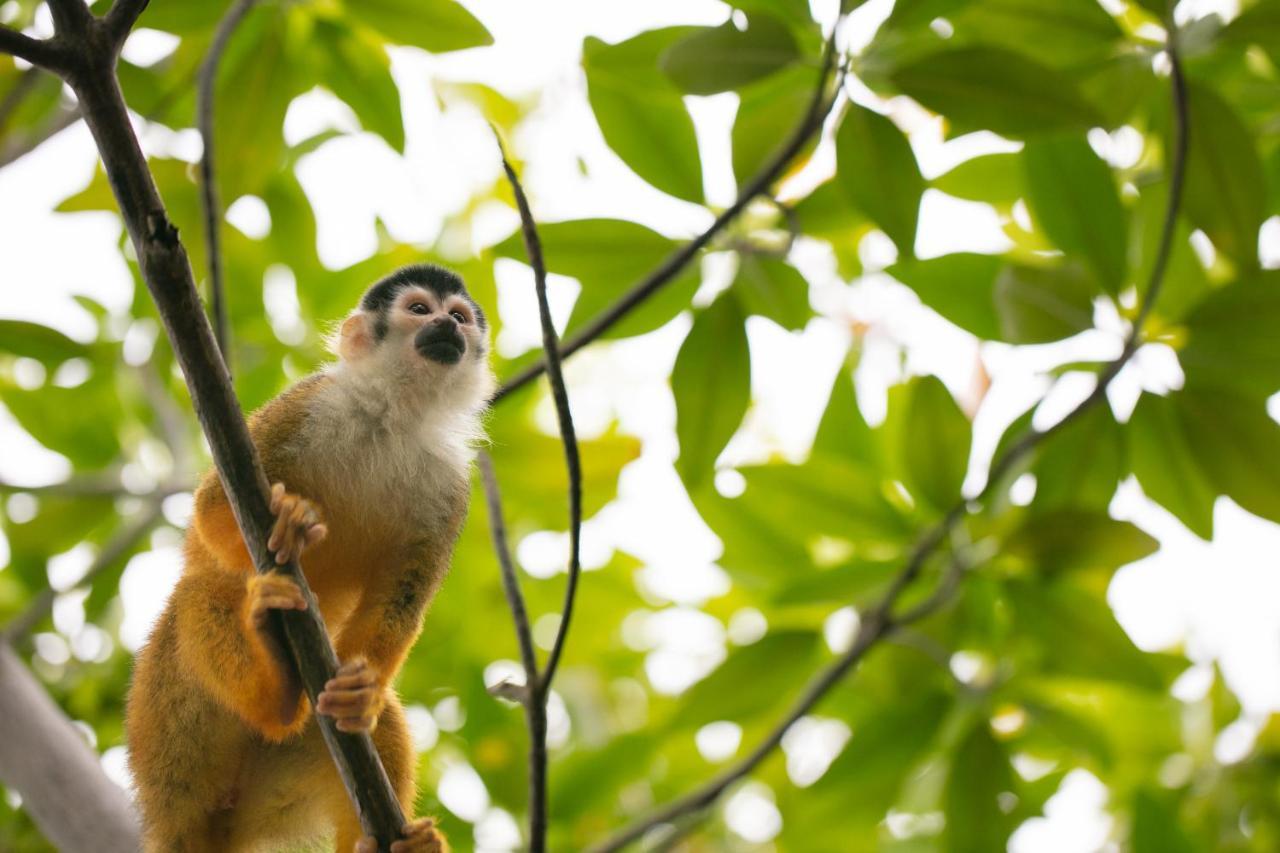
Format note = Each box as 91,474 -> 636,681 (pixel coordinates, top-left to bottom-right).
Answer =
50,8 -> 407,848
196,0 -> 257,368
492,132 -> 582,853
0,105 -> 80,168
3,501 -> 164,643
477,452 -> 539,689
491,28 -> 844,405
588,25 -> 1191,852
0,474 -> 185,499
103,0 -> 151,45
477,452 -> 547,851
0,27 -> 66,71
494,135 -> 583,691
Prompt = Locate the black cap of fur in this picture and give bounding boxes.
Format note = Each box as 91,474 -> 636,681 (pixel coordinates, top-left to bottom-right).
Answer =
361,264 -> 487,340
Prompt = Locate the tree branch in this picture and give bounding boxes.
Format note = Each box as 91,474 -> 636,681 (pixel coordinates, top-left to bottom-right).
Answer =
0,105 -> 80,168
491,131 -> 583,853
491,27 -> 844,405
0,27 -> 67,71
196,0 -> 257,368
3,501 -> 164,643
47,9 -> 407,849
0,643 -> 140,852
588,24 -> 1191,852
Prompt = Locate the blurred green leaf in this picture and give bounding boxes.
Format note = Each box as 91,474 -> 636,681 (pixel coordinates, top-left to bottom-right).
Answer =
346,0 -> 493,53
1179,276 -> 1280,400
945,720 -> 1016,853
1030,405 -> 1123,512
311,21 -> 404,152
1132,788 -> 1197,853
1178,387 -> 1280,524
1003,509 -> 1159,575
1179,83 -> 1266,265
835,103 -> 924,256
659,14 -> 800,95
932,152 -> 1025,206
889,253 -> 1002,339
1127,392 -> 1216,539
994,262 -> 1098,343
733,64 -> 816,187
950,0 -> 1124,68
673,293 -> 751,492
901,376 -> 971,512
731,254 -> 812,331
583,30 -> 704,202
0,321 -> 88,365
890,47 -> 1102,137
672,631 -> 820,727
1024,133 -> 1128,294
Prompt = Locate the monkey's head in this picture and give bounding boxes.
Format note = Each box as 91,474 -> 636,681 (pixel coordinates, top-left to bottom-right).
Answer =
336,264 -> 494,409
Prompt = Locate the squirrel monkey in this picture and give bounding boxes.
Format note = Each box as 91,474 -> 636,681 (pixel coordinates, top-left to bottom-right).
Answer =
126,265 -> 493,852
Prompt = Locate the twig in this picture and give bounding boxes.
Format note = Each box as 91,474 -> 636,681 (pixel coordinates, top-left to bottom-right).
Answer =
0,474 -> 186,499
0,105 -> 79,168
196,0 -> 257,369
0,27 -> 66,71
3,500 -> 164,643
588,23 -> 1191,852
491,130 -> 583,853
477,452 -> 546,849
3,2 -> 409,848
491,27 -> 845,405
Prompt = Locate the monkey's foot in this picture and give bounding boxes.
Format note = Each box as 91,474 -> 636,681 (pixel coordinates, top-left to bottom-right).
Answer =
317,657 -> 382,733
246,571 -> 308,631
267,482 -> 327,564
355,819 -> 449,853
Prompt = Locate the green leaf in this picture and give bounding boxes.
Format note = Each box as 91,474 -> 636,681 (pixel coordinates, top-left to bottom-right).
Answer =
1024,133 -> 1127,294
1179,83 -> 1266,265
659,14 -> 800,95
994,262 -> 1098,343
1030,405 -> 1123,512
0,377 -> 124,469
902,376 -> 971,512
890,46 -> 1102,137
932,152 -> 1025,206
0,321 -> 88,365
493,219 -> 699,342
583,31 -> 704,202
945,721 -> 1015,853
733,65 -> 816,187
812,361 -> 879,470
1179,276 -> 1280,400
1178,387 -> 1280,524
1131,177 -> 1209,321
731,255 -> 811,331
1008,580 -> 1165,689
346,0 -> 493,53
673,293 -> 751,492
835,104 -> 925,256
949,0 -> 1124,68
1132,789 -> 1197,853
1004,510 -> 1159,575
672,631 -> 820,727
889,253 -> 1002,339
311,22 -> 404,152
1128,393 -> 1216,539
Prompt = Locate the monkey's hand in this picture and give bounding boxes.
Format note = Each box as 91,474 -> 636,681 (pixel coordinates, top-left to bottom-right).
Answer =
317,657 -> 383,733
267,482 -> 327,565
355,818 -> 449,853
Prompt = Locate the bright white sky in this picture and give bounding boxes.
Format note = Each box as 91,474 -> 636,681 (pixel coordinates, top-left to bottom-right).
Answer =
0,0 -> 1276,850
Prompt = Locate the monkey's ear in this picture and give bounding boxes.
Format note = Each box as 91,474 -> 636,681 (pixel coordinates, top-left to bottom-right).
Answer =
337,313 -> 374,361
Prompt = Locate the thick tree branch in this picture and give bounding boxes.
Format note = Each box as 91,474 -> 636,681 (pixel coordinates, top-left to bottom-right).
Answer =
589,26 -> 1191,853
103,0 -> 151,45
196,0 -> 257,367
46,10 -> 407,850
0,643 -> 140,851
0,27 -> 66,70
491,29 -> 844,404
491,133 -> 583,853
3,501 -> 164,643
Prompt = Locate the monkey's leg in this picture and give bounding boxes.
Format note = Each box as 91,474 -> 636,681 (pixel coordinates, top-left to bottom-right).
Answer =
333,697 -> 449,853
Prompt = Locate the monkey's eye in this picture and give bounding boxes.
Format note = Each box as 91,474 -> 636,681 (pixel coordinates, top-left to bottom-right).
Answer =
449,310 -> 467,324
408,303 -> 430,315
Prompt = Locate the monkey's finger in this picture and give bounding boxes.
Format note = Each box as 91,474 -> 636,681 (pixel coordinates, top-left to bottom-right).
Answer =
305,523 -> 328,547
317,689 -> 378,716
253,593 -> 308,613
324,672 -> 377,693
334,714 -> 376,733
334,657 -> 371,678
270,482 -> 286,513
354,837 -> 377,853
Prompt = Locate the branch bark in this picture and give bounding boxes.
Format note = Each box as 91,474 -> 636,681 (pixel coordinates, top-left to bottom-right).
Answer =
0,643 -> 140,852
588,24 -> 1191,853
0,27 -> 67,70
